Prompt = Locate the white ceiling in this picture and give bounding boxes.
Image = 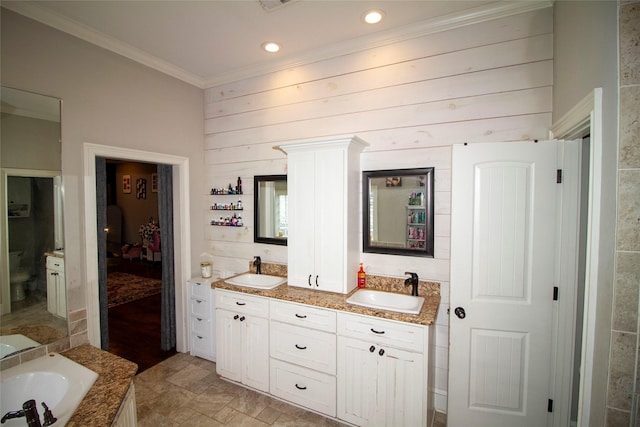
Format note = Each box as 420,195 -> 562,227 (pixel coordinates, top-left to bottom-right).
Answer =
3,1 -> 538,89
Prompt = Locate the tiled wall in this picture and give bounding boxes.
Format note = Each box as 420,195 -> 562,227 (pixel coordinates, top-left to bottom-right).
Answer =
607,2 -> 640,425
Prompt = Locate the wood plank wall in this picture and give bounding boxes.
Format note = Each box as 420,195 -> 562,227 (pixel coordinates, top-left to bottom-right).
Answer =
203,7 -> 553,413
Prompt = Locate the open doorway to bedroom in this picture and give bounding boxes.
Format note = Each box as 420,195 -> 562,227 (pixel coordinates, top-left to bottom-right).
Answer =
101,159 -> 175,372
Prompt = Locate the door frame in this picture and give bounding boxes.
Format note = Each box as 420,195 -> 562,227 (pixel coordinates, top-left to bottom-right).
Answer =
82,143 -> 191,352
550,88 -> 603,426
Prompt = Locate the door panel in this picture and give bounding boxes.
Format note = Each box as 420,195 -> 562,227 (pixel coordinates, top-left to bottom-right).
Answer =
449,141 -> 557,427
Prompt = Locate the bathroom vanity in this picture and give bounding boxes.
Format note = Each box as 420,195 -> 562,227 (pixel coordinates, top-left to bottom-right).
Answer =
45,254 -> 66,319
211,276 -> 439,426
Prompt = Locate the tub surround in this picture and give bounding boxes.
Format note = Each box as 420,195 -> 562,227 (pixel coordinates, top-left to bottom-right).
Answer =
62,345 -> 137,426
217,263 -> 440,326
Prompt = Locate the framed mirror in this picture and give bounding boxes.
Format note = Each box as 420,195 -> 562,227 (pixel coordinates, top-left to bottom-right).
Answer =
254,175 -> 287,246
1,85 -> 67,355
363,168 -> 434,257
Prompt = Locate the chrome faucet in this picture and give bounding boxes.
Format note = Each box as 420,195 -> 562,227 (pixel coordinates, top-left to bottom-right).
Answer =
404,272 -> 419,296
253,256 -> 262,274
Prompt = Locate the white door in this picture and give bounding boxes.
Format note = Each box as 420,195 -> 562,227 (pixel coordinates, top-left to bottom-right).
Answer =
448,141 -> 557,427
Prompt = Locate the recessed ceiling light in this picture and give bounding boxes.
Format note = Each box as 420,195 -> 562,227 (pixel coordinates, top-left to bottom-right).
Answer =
362,9 -> 384,25
262,41 -> 280,53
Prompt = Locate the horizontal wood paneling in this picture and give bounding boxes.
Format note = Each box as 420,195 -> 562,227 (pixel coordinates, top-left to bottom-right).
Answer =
203,7 -> 554,413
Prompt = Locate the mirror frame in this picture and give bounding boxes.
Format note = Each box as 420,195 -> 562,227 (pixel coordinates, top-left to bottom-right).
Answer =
363,167 -> 435,257
254,175 -> 287,246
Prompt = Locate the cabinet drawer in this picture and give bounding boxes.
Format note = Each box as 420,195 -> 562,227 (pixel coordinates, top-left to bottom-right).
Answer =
191,332 -> 214,356
270,300 -> 336,333
270,359 -> 336,417
337,312 -> 425,352
189,279 -> 212,300
215,290 -> 269,317
270,321 -> 336,374
190,315 -> 211,335
190,297 -> 210,318
46,257 -> 64,272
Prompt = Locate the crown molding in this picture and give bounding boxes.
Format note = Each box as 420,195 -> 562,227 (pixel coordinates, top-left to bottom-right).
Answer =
3,1 -> 553,90
2,2 -> 205,88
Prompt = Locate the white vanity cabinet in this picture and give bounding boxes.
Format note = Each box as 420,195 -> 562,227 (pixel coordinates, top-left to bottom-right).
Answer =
281,136 -> 367,294
269,300 -> 337,416
46,256 -> 66,318
337,312 -> 429,426
188,278 -> 215,362
215,289 -> 270,392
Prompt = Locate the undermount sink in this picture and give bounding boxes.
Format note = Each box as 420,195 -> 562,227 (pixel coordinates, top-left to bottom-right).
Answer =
0,334 -> 41,359
0,353 -> 98,426
346,289 -> 425,315
224,273 -> 287,290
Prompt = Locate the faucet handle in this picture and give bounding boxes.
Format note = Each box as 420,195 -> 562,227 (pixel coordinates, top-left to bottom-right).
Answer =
42,402 -> 57,426
404,272 -> 418,282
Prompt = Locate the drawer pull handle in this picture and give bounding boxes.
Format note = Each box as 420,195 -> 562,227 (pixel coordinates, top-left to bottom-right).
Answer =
295,314 -> 307,319
196,335 -> 203,339
234,315 -> 239,320
378,349 -> 385,356
239,316 -> 246,322
369,345 -> 375,353
295,384 -> 307,390
308,275 -> 312,287
371,328 -> 385,334
236,301 -> 246,306
196,317 -> 203,321
295,344 -> 307,350
196,299 -> 203,304
315,275 -> 319,287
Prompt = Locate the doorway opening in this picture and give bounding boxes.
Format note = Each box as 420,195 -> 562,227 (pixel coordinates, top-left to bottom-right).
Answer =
83,143 -> 191,369
99,159 -> 174,372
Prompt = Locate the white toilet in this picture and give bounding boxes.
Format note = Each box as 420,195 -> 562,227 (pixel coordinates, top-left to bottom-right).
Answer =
9,251 -> 29,302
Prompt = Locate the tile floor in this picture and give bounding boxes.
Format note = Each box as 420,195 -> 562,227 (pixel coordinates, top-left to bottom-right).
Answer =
135,353 -> 447,426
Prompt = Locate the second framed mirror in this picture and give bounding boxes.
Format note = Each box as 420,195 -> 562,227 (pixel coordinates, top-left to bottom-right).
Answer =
363,168 -> 434,257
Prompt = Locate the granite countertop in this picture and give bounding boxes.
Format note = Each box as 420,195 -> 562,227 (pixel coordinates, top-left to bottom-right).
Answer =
62,345 -> 138,426
212,273 -> 440,326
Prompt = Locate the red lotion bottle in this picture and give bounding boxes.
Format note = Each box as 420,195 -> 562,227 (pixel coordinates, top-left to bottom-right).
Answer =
357,263 -> 366,288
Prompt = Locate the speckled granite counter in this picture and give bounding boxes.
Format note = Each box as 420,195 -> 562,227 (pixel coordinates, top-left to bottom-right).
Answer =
212,273 -> 440,326
61,344 -> 137,426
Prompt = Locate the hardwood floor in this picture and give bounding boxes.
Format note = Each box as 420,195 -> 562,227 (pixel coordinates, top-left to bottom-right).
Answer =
107,258 -> 175,373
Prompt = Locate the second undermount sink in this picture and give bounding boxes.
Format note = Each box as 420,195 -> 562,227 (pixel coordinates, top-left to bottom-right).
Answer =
346,289 -> 425,315
224,273 -> 287,290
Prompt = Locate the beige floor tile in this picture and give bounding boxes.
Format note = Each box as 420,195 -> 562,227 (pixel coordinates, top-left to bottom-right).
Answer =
178,412 -> 225,427
225,412 -> 271,427
214,405 -> 240,424
256,405 -> 283,424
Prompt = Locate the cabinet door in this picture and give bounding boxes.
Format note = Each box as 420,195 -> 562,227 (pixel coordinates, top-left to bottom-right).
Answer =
287,149 -> 317,288
242,315 -> 270,392
46,269 -> 57,315
377,346 -> 425,427
337,336 -> 378,426
313,148 -> 347,293
56,273 -> 67,318
215,309 -> 242,382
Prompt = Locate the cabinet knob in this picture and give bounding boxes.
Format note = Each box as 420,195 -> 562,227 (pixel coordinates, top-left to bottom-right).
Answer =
378,348 -> 385,356
369,345 -> 375,353
239,316 -> 246,322
233,315 -> 239,320
295,344 -> 307,350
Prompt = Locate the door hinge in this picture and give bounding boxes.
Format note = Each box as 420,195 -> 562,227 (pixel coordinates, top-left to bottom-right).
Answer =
556,169 -> 563,183
553,286 -> 559,301
548,399 -> 554,412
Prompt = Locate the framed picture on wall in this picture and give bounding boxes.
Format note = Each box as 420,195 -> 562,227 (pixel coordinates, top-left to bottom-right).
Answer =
136,178 -> 147,199
123,175 -> 131,194
151,173 -> 158,193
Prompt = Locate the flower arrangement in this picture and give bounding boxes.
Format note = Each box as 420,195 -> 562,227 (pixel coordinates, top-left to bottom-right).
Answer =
139,218 -> 160,244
